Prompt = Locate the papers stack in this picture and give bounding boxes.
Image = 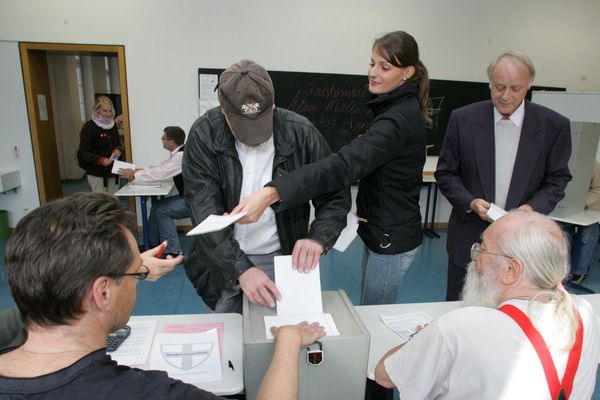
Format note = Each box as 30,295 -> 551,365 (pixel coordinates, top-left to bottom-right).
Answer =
129,182 -> 162,189
380,311 -> 433,342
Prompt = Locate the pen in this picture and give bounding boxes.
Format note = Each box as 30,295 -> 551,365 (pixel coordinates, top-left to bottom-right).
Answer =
155,242 -> 166,258
228,360 -> 234,371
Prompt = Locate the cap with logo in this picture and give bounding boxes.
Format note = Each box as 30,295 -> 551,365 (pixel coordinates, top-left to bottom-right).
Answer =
218,59 -> 274,146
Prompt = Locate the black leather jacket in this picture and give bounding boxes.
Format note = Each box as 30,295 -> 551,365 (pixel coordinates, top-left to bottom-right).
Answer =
182,107 -> 350,308
269,84 -> 425,254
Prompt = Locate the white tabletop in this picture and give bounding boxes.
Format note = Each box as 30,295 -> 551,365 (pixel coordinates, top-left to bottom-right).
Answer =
355,293 -> 600,380
550,210 -> 600,226
422,155 -> 437,182
127,313 -> 243,396
355,300 -> 460,379
115,180 -> 174,197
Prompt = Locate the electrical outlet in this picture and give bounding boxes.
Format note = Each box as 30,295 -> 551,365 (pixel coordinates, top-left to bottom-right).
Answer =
12,145 -> 20,159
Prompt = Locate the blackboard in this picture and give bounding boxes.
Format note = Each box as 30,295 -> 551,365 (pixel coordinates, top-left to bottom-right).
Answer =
198,68 -> 564,154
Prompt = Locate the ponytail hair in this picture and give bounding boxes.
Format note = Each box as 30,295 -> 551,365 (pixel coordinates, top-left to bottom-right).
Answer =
499,210 -> 579,350
373,31 -> 432,126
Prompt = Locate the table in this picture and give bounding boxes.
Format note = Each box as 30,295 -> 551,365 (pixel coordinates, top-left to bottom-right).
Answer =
551,210 -> 600,294
356,300 -> 459,379
115,180 -> 174,250
422,156 -> 439,238
127,313 -> 244,396
355,293 -> 600,380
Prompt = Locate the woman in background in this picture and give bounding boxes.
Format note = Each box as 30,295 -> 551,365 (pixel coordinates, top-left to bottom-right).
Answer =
77,95 -> 122,193
234,31 -> 430,305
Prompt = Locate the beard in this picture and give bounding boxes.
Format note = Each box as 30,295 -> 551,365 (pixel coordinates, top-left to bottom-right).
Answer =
460,261 -> 501,308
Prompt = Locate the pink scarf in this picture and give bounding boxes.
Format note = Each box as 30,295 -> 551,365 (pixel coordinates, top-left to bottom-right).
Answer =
92,112 -> 115,129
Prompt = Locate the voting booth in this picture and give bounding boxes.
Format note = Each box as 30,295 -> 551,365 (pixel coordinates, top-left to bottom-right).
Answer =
243,290 -> 370,400
532,91 -> 600,218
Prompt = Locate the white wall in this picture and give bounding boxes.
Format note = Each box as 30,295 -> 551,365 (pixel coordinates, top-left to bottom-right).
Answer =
0,41 -> 40,226
0,0 -> 599,226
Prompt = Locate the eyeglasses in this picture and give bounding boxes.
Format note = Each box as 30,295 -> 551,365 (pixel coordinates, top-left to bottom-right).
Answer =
470,242 -> 512,261
111,265 -> 150,281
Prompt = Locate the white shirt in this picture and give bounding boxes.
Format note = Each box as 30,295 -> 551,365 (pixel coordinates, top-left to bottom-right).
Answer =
134,145 -> 184,182
384,297 -> 599,400
493,101 -> 524,209
234,136 -> 280,255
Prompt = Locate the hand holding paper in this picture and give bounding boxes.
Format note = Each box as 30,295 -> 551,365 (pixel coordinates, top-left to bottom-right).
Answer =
292,239 -> 324,272
486,203 -> 507,221
112,160 -> 135,175
263,255 -> 340,339
186,212 -> 248,236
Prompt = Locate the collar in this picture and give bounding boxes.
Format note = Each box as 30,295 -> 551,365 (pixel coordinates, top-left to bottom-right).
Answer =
366,83 -> 418,114
170,144 -> 184,156
494,100 -> 525,127
235,134 -> 274,152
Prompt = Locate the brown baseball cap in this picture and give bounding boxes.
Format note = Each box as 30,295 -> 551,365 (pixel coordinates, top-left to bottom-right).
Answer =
218,60 -> 274,146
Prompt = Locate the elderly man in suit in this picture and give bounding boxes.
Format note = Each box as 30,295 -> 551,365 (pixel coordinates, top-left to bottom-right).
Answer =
435,51 -> 572,301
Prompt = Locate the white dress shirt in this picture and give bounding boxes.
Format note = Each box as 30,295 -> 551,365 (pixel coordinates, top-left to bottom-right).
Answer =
234,136 -> 281,255
493,101 -> 524,209
134,145 -> 184,182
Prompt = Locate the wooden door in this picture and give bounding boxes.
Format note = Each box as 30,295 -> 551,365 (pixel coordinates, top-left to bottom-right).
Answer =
20,47 -> 62,203
19,43 -> 132,207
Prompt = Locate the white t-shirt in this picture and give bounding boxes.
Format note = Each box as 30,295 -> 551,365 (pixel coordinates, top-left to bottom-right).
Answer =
384,297 -> 599,400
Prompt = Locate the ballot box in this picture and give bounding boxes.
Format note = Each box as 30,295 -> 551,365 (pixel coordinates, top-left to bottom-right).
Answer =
243,289 -> 370,400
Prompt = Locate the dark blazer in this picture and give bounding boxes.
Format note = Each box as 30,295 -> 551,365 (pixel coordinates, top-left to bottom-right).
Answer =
435,100 -> 572,268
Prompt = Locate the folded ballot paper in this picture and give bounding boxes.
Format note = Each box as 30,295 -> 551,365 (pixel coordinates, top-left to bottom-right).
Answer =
486,203 -> 508,221
332,212 -> 359,252
186,212 -> 248,236
263,255 -> 340,339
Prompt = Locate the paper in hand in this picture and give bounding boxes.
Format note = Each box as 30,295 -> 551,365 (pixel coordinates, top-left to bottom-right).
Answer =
486,203 -> 507,221
112,160 -> 135,175
186,212 -> 247,236
263,255 -> 340,339
333,213 -> 358,252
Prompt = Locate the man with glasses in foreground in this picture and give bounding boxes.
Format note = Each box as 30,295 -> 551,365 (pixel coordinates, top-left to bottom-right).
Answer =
375,210 -> 599,399
0,192 -> 324,400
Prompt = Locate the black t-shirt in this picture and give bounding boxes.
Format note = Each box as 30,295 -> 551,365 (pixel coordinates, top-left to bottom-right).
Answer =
0,349 -> 223,399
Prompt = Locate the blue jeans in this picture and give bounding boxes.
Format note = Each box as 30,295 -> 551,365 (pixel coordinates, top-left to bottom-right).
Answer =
571,223 -> 599,276
148,195 -> 189,254
360,244 -> 419,305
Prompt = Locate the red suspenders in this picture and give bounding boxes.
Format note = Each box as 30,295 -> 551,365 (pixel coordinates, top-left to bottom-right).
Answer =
498,304 -> 584,400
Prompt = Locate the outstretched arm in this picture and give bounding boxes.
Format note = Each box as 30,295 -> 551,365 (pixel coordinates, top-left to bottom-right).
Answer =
141,242 -> 184,281
257,322 -> 325,400
233,186 -> 281,224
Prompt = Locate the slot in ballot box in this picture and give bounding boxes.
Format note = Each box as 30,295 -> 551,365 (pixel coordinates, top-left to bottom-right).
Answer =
243,289 -> 370,400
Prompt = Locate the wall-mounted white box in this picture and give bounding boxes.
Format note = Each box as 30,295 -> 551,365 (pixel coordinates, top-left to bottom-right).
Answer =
0,168 -> 21,192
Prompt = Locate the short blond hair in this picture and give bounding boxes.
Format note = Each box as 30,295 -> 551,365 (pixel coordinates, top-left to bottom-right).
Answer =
93,95 -> 115,118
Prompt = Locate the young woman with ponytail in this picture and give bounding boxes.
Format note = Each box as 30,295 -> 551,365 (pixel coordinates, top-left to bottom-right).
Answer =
234,31 -> 430,306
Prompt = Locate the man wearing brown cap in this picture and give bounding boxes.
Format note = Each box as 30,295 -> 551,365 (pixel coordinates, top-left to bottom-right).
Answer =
182,60 -> 350,313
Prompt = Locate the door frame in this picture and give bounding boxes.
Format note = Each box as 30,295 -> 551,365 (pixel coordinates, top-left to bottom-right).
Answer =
19,42 -> 132,205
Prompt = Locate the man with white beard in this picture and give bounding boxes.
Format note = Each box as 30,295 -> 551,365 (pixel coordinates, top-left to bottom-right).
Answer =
374,210 -> 599,399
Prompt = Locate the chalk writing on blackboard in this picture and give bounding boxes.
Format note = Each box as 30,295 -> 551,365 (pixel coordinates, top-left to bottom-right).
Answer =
199,68 -> 564,154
